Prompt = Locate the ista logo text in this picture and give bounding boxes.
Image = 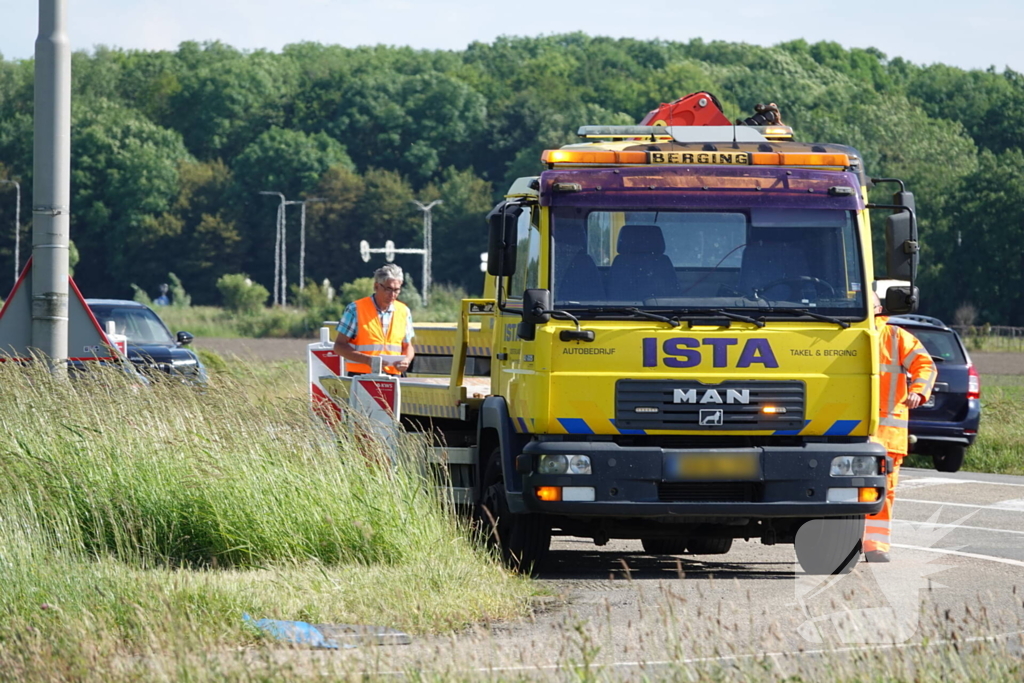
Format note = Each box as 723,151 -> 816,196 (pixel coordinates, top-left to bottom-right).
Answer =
643,337 -> 779,368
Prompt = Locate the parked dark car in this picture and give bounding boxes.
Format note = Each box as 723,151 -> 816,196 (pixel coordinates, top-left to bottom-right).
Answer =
887,314 -> 981,472
85,299 -> 207,385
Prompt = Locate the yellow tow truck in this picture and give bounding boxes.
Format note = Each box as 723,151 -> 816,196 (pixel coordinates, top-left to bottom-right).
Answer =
316,94 -> 921,574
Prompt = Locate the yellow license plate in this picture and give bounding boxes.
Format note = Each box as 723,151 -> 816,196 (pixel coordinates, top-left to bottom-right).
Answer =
669,453 -> 760,480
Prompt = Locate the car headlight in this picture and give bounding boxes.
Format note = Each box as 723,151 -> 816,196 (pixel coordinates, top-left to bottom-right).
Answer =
830,456 -> 878,476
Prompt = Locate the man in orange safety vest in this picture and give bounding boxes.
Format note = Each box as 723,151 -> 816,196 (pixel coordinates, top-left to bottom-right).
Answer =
333,263 -> 416,376
864,293 -> 937,562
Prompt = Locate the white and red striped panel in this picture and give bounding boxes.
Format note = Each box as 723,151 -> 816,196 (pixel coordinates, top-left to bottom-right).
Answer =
308,341 -> 343,423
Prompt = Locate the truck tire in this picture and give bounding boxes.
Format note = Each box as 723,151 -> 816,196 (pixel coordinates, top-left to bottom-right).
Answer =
794,516 -> 863,575
478,448 -> 550,573
641,538 -> 689,555
933,444 -> 966,473
686,537 -> 733,555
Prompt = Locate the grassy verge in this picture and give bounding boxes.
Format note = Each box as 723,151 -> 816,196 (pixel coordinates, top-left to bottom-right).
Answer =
0,360 -> 532,680
905,374 -> 1024,475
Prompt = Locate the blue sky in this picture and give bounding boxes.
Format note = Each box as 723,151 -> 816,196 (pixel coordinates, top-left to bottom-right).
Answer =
2,1 -> 1022,73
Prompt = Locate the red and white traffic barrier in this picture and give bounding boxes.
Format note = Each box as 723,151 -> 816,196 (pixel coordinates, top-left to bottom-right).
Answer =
308,326 -> 343,423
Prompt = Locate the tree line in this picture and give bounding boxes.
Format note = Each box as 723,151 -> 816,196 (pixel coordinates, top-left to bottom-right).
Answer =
0,34 -> 1022,323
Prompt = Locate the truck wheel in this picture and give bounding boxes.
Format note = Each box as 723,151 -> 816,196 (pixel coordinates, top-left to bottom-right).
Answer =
686,537 -> 733,555
933,444 -> 966,473
794,517 -> 863,575
641,538 -> 689,555
477,449 -> 551,573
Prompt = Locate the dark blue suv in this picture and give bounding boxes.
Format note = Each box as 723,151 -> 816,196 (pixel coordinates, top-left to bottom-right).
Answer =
85,299 -> 207,385
887,315 -> 981,472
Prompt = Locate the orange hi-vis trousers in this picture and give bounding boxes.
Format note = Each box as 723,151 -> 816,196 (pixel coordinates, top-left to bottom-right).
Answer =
864,454 -> 902,553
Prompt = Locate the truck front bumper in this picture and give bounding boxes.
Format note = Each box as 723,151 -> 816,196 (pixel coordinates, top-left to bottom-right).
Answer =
511,441 -> 888,518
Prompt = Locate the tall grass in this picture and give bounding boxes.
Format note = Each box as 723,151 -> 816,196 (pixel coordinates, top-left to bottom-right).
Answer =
0,361 -> 531,680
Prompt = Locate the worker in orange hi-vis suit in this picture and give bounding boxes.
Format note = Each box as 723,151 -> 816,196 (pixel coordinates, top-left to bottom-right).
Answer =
864,294 -> 937,562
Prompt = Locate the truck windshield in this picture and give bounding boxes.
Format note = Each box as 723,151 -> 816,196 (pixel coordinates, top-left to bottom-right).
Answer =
551,206 -> 866,318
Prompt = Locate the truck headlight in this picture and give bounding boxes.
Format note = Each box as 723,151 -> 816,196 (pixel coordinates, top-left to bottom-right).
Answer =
830,456 -> 878,476
538,454 -> 568,475
538,454 -> 592,475
568,455 -> 592,475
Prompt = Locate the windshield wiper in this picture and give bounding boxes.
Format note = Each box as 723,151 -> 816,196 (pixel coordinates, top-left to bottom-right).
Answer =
585,307 -> 680,327
676,308 -> 765,328
759,308 -> 851,329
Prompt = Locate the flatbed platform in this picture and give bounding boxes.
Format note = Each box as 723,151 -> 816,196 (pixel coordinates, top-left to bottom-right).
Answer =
320,374 -> 491,420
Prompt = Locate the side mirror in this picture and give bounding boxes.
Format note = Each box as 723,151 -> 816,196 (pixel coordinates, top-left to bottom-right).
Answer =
884,285 -> 919,315
884,210 -> 918,281
177,331 -> 194,346
486,203 -> 519,276
518,289 -> 551,341
893,189 -> 916,214
522,289 -> 552,324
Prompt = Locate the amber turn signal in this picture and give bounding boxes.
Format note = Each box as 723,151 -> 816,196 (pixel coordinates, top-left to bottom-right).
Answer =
535,486 -> 562,502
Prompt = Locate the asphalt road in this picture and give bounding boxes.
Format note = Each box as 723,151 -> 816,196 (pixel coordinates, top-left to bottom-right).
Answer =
302,467 -> 1024,678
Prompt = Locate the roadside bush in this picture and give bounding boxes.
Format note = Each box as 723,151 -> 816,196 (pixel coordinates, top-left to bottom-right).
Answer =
168,273 -> 191,308
338,277 -> 374,305
216,273 -> 269,314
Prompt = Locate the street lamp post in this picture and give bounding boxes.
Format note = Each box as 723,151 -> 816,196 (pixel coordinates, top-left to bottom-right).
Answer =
285,197 -> 325,292
0,179 -> 20,285
259,191 -> 286,306
411,199 -> 441,307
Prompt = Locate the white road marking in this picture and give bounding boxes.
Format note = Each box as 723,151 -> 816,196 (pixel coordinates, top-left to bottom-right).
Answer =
897,477 -> 971,491
893,519 -> 1024,536
890,543 -> 1024,569
900,476 -> 1024,489
900,498 -> 1024,511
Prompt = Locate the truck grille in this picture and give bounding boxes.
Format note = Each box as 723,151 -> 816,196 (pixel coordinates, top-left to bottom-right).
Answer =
616,379 -> 805,431
657,482 -> 759,502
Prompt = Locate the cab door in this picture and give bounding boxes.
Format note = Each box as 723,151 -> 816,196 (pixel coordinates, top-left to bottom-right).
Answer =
495,205 -> 542,433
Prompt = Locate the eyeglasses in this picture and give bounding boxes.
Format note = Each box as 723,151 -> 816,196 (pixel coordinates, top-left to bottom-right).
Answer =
377,284 -> 402,294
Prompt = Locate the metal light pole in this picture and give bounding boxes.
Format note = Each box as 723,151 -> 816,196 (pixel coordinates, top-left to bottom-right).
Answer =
0,179 -> 20,285
33,0 -> 71,369
411,199 -> 441,307
285,197 -> 325,291
259,191 -> 285,306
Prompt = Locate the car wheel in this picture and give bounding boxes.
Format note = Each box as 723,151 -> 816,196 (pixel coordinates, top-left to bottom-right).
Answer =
933,444 -> 966,473
794,516 -> 863,575
477,448 -> 551,573
686,537 -> 733,555
641,537 -> 689,555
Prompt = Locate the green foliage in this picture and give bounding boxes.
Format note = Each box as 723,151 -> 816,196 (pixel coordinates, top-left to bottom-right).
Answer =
338,276 -> 375,305
129,283 -> 152,306
216,273 -> 269,314
195,347 -> 228,374
167,272 -> 191,308
2,35 -> 1024,322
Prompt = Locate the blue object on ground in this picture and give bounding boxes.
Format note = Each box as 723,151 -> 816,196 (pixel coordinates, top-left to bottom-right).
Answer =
243,613 -> 346,649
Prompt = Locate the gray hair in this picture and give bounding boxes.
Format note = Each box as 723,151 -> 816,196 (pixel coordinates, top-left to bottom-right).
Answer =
373,263 -> 404,285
